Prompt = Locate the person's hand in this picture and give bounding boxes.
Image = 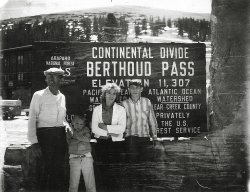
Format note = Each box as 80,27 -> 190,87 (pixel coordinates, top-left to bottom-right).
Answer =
152,136 -> 158,147
66,131 -> 73,141
152,136 -> 158,141
31,143 -> 42,158
98,123 -> 107,130
65,125 -> 73,133
66,126 -> 73,136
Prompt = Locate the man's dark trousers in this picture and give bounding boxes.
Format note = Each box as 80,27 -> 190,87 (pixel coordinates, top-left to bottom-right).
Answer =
37,127 -> 67,191
125,136 -> 152,163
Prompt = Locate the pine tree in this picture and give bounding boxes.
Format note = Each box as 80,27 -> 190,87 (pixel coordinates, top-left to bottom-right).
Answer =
118,16 -> 128,42
102,13 -> 119,42
167,18 -> 172,28
93,16 -> 99,34
178,19 -> 184,36
83,17 -> 92,42
142,18 -> 147,32
134,21 -> 140,37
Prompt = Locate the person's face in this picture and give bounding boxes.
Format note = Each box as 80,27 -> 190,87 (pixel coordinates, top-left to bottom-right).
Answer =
129,85 -> 143,98
45,73 -> 62,87
105,88 -> 117,104
72,117 -> 85,131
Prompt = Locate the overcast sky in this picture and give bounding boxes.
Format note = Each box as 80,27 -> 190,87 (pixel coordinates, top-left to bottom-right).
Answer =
0,0 -> 212,20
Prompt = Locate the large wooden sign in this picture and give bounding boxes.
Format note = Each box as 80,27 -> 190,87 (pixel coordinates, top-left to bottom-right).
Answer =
33,42 -> 207,137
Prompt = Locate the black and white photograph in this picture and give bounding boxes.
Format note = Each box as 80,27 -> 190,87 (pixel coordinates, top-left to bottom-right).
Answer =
0,0 -> 249,191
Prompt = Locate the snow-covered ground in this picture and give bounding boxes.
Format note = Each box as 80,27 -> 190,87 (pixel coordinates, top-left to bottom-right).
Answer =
127,22 -> 194,43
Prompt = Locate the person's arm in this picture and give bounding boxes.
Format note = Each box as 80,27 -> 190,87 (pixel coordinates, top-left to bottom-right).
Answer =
75,129 -> 91,142
62,94 -> 72,132
91,107 -> 108,137
148,100 -> 158,140
64,120 -> 72,133
27,92 -> 40,144
98,123 -> 118,137
121,100 -> 131,137
27,92 -> 42,157
66,126 -> 73,144
106,107 -> 126,135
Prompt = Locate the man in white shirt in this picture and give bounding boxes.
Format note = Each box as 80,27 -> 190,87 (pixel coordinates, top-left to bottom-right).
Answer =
27,67 -> 70,191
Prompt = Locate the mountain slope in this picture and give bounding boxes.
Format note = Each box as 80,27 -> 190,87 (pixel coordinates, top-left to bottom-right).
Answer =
1,5 -> 210,22
66,5 -> 210,20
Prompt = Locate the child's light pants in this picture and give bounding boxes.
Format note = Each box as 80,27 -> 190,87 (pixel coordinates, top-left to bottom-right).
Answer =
69,156 -> 96,192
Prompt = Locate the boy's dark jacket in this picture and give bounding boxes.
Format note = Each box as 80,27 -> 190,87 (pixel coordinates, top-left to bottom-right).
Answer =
67,127 -> 92,155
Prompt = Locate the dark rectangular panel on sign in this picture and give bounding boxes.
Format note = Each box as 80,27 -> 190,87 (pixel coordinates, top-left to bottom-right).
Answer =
32,42 -> 207,137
